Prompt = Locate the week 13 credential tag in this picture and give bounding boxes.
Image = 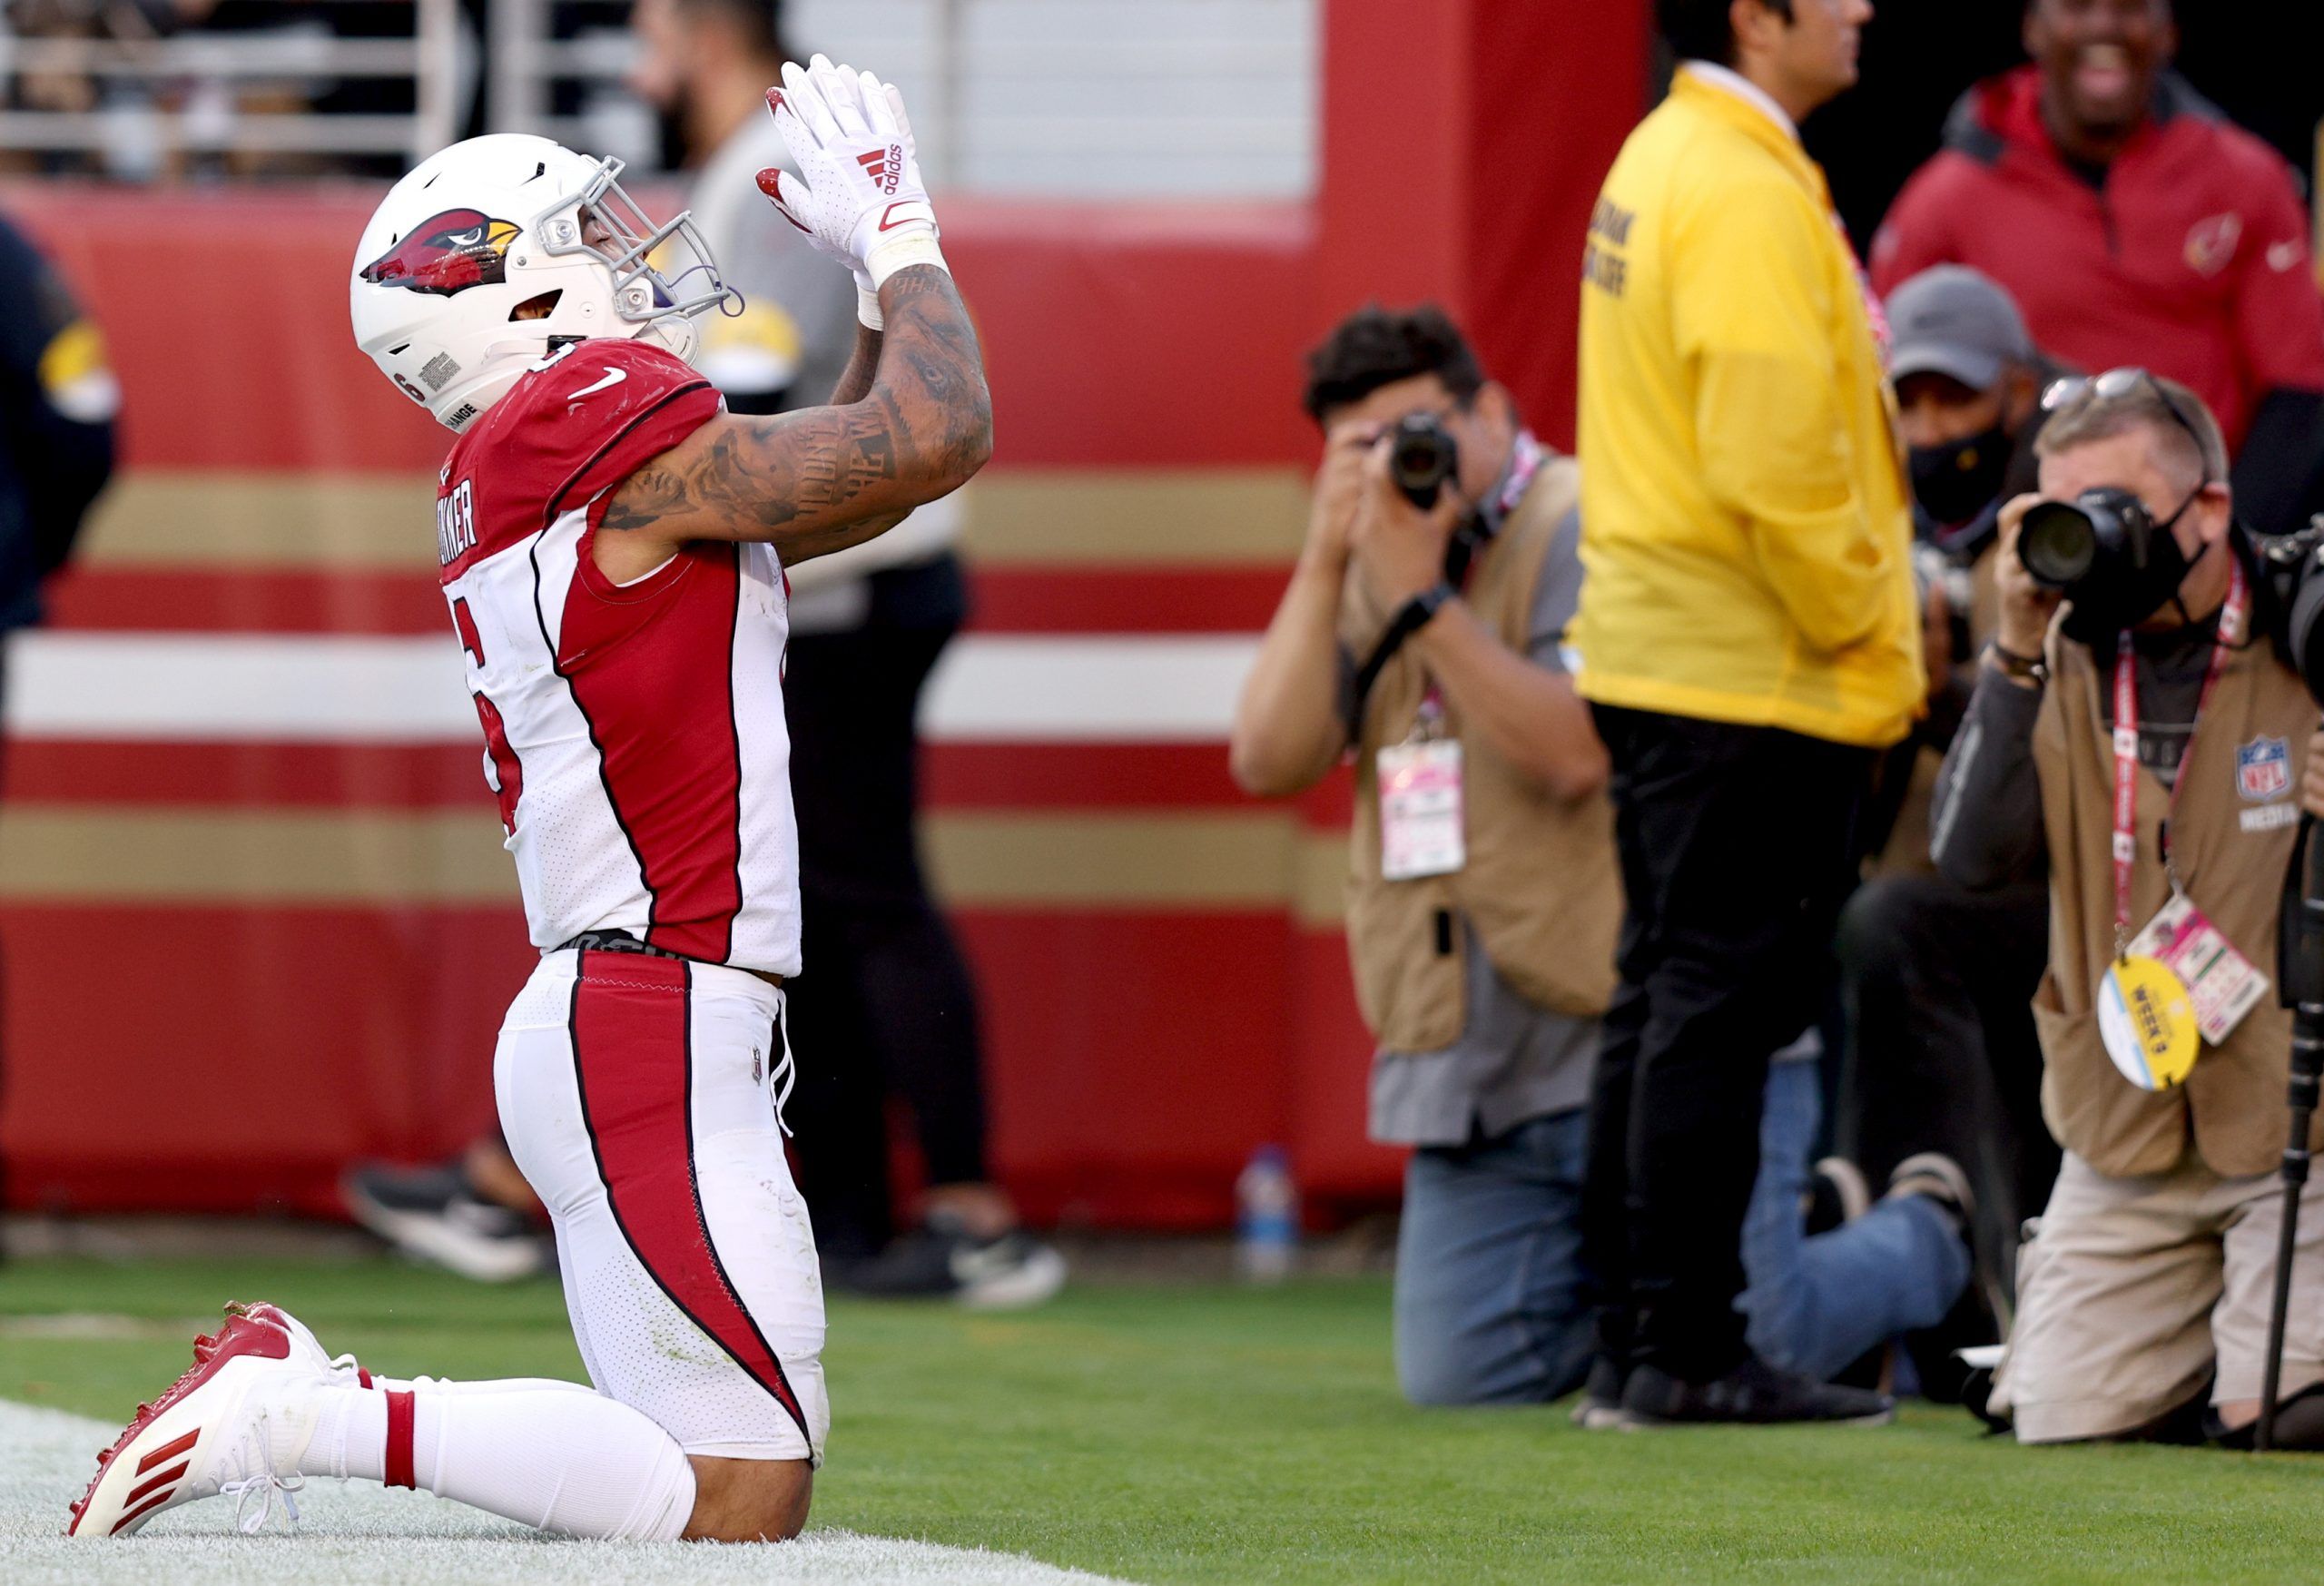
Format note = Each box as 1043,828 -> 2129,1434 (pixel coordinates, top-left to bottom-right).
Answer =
2097,953 -> 2201,1091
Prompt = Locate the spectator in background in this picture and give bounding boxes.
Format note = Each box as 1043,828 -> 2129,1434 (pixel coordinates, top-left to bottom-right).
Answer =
630,0 -> 1061,1307
627,0 -> 852,414
1837,267 -> 2061,1354
1236,306 -> 1968,1411
1571,0 -> 1923,1425
0,207 -> 119,1254
1896,265 -> 2052,561
1871,0 -> 2324,536
342,1133 -> 550,1282
1930,371 -> 2324,1446
1858,266 -> 2057,866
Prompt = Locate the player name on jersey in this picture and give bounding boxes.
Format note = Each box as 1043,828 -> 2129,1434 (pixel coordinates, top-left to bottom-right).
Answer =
437,478 -> 477,566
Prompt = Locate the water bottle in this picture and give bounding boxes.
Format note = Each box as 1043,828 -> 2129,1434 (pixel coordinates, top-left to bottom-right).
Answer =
1236,1145 -> 1299,1283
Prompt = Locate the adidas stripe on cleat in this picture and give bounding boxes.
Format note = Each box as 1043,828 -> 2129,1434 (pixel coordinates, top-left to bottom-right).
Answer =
65,1302 -> 327,1538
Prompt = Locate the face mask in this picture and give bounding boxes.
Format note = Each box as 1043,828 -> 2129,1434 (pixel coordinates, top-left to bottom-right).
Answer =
1908,422 -> 2012,528
2057,485 -> 2203,644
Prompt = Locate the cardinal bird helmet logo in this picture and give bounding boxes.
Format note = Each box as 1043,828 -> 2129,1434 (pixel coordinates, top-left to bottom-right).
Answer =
359,209 -> 523,297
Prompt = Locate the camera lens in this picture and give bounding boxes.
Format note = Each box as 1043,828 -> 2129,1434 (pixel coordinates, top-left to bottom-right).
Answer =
2019,499 -> 2099,590
1388,415 -> 1458,508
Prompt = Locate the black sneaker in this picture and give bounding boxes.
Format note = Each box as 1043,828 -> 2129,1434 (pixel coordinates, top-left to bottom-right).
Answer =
833,1212 -> 1068,1309
1886,1152 -> 1998,1404
1571,1355 -> 1635,1430
1804,1157 -> 1871,1238
341,1161 -> 549,1284
1621,1353 -> 1896,1426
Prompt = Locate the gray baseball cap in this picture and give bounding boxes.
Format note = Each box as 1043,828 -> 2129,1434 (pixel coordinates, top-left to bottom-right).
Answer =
1885,265 -> 2034,391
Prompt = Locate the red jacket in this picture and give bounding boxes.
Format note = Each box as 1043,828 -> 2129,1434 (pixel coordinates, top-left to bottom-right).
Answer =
1871,67 -> 2324,449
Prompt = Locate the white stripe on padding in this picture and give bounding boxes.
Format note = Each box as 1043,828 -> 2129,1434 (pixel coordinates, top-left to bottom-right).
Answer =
4,633 -> 475,742
920,636 -> 1261,743
0,632 -> 1262,745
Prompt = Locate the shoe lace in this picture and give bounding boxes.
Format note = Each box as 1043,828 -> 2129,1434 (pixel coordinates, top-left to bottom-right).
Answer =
216,1406 -> 305,1534
221,1471 -> 304,1535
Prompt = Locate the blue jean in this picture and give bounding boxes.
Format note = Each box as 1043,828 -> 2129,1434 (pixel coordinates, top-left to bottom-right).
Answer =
1394,1110 -> 1595,1405
1741,1057 -> 1970,1382
1393,1060 -> 1969,1405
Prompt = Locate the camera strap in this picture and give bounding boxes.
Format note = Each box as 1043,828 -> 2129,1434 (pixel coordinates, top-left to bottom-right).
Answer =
1347,433 -> 1545,734
2110,556 -> 2247,956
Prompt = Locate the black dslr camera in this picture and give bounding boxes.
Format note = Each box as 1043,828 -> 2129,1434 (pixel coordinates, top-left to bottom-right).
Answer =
2017,487 -> 2163,596
2019,486 -> 2209,641
2257,515 -> 2324,704
1387,412 -> 1459,509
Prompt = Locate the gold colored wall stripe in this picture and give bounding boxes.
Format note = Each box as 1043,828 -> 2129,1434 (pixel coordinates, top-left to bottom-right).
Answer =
0,806 -> 1352,918
81,475 -> 442,570
0,808 -> 516,902
924,811 -> 1305,910
960,469 -> 1309,565
77,468 -> 1310,572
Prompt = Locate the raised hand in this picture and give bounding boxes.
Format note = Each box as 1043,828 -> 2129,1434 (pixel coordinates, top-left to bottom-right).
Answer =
756,54 -> 943,291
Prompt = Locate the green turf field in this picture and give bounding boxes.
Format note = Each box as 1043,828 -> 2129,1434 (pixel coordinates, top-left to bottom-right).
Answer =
4,1255 -> 2322,1582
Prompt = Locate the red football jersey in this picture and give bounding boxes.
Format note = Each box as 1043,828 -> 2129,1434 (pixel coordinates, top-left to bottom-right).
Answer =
435,337 -> 802,974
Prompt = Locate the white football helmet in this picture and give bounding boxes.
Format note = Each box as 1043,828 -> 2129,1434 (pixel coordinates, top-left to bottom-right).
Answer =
350,133 -> 734,433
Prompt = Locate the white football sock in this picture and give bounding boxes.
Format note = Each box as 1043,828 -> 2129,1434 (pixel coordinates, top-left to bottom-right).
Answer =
299,1379 -> 695,1541
305,1376 -> 594,1483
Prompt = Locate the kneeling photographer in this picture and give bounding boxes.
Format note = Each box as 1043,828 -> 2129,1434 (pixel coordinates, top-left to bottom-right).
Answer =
1236,306 -> 1968,1414
1930,369 -> 2324,1445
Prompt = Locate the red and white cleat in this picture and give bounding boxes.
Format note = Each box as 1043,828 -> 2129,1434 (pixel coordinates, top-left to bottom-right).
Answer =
64,1302 -> 327,1539
241,1300 -> 371,1387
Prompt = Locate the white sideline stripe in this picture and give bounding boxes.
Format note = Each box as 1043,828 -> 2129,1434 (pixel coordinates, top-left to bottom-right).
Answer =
0,633 -> 1260,745
0,1398 -> 1134,1585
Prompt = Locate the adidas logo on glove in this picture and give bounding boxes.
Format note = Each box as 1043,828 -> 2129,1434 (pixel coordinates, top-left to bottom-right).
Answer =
856,145 -> 904,195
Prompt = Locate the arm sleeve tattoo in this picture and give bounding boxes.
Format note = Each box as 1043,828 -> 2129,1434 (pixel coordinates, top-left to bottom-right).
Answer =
601,267 -> 991,560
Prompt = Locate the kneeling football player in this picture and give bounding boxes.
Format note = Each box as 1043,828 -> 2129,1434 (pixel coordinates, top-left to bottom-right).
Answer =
69,55 -> 989,1544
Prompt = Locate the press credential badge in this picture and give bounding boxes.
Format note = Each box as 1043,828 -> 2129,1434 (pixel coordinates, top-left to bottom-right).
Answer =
1379,738 -> 1465,881
2097,953 -> 2201,1091
2126,892 -> 2269,1047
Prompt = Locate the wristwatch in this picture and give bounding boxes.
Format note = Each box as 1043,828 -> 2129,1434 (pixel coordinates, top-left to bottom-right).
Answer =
1986,640 -> 2048,685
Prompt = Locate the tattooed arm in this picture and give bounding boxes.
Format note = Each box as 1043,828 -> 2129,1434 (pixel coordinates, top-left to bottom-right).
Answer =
594,266 -> 990,578
827,320 -> 881,407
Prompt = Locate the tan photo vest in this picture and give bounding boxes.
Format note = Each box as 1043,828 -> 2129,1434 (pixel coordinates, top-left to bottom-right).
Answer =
2032,614 -> 2319,1177
1340,455 -> 1620,1052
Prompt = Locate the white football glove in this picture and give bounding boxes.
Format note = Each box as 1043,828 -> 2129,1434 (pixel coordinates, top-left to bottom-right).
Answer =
757,54 -> 944,329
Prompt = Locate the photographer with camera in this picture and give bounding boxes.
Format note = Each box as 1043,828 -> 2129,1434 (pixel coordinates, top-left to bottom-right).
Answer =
1236,306 -> 1969,1411
1930,369 -> 2324,1445
1232,306 -> 1610,1406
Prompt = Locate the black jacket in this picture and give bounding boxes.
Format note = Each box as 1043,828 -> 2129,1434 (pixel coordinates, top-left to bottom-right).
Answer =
0,211 -> 117,631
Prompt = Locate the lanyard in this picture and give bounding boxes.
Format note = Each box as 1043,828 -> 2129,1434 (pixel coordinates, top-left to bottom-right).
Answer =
1415,432 -> 1546,734
2110,557 -> 2246,955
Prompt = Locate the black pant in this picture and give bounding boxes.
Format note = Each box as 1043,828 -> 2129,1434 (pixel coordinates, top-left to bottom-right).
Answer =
1836,872 -> 2055,1286
780,557 -> 992,1260
1583,706 -> 1873,1380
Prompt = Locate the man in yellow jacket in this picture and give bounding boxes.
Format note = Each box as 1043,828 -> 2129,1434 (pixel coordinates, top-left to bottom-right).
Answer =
1571,0 -> 1924,1425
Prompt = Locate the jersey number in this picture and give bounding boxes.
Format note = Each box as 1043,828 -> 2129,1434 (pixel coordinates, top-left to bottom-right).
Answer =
452,596 -> 525,835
